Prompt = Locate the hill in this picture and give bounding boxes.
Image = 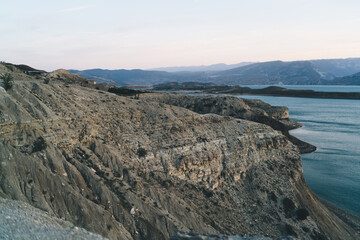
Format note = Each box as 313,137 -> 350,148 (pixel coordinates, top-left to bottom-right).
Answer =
150,62 -> 253,72
326,72 -> 360,85
69,58 -> 360,86
49,69 -> 94,84
310,58 -> 360,80
211,61 -> 323,85
69,69 -> 206,86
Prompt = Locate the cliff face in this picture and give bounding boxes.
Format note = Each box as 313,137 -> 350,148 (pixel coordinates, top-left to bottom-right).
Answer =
140,93 -> 295,126
140,94 -> 316,153
0,68 -> 359,239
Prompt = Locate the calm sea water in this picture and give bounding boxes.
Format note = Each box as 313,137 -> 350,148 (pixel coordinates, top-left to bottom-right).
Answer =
241,92 -> 360,216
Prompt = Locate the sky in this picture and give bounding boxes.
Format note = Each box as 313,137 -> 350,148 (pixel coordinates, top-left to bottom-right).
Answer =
1,0 -> 360,71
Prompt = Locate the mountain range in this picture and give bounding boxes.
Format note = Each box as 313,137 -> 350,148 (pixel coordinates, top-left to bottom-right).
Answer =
69,58 -> 360,86
149,62 -> 253,72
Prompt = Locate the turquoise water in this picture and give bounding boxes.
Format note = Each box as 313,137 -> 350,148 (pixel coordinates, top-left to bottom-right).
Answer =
241,94 -> 360,216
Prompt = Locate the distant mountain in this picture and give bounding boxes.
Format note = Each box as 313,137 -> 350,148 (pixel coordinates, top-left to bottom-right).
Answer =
327,72 -> 360,85
69,58 -> 360,86
210,61 -> 323,85
154,81 -> 218,88
150,62 -> 253,72
68,69 -> 207,86
310,58 -> 360,80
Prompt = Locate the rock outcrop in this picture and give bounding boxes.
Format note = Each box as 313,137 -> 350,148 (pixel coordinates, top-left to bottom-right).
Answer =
140,94 -> 315,153
0,67 -> 359,239
49,69 -> 96,85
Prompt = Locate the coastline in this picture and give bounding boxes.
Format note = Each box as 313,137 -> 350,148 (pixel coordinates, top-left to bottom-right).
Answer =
153,85 -> 360,100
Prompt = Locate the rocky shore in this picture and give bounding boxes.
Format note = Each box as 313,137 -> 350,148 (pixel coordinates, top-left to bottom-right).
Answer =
0,64 -> 359,239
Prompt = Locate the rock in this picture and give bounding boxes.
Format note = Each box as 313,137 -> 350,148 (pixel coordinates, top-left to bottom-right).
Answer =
0,67 -> 358,239
140,93 -> 315,153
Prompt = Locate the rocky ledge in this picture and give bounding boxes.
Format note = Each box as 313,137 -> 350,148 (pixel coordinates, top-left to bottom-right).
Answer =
0,64 -> 359,239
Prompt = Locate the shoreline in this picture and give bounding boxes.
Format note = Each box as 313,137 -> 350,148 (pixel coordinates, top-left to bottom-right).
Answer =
153,85 -> 360,100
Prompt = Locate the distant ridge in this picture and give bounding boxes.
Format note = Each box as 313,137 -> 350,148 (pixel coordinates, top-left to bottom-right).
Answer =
310,58 -> 360,79
69,58 -> 360,86
327,72 -> 360,85
211,60 -> 323,85
69,68 -> 209,86
149,62 -> 254,72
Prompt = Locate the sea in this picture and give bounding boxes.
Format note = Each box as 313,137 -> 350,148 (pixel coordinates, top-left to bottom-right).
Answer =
239,85 -> 360,216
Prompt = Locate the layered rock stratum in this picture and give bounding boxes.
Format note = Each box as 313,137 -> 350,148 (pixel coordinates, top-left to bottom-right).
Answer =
139,93 -> 315,154
0,63 -> 359,239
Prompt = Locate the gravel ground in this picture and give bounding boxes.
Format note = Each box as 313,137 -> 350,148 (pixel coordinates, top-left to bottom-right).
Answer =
0,198 -> 107,240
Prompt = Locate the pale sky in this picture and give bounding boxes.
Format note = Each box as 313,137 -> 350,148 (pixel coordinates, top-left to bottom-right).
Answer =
1,0 -> 360,71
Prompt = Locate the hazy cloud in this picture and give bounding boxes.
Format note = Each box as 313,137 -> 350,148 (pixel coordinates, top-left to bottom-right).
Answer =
60,5 -> 93,13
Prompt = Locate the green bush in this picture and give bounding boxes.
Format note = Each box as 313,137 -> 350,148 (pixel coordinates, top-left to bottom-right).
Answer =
1,73 -> 14,90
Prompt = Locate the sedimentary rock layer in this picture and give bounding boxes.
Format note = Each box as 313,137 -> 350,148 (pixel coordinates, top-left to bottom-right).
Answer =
140,93 -> 316,153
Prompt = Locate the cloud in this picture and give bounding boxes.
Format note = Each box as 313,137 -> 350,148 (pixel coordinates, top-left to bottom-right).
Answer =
60,5 -> 93,13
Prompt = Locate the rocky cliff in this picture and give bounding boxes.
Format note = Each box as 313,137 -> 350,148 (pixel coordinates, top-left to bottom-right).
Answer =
0,65 -> 359,239
140,93 -> 315,153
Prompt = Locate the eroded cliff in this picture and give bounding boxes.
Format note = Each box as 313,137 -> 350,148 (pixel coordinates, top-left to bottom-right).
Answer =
140,93 -> 315,154
0,66 -> 358,239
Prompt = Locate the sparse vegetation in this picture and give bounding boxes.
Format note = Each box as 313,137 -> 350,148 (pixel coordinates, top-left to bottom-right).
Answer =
285,223 -> 298,237
1,72 -> 14,90
0,61 -> 14,71
108,86 -> 144,97
283,197 -> 296,217
296,208 -> 309,220
32,136 -> 47,153
137,147 -> 147,158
